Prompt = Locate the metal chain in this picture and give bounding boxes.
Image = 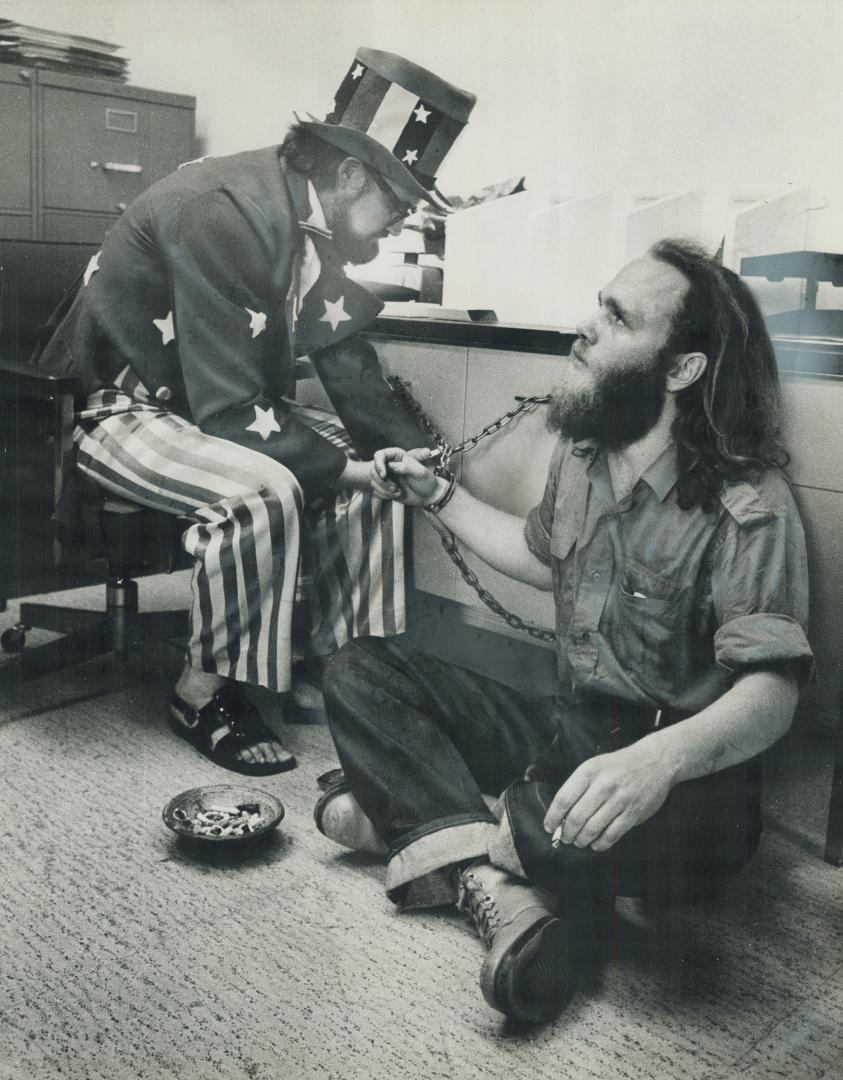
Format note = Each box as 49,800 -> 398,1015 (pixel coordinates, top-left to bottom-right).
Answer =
387,375 -> 557,644
388,375 -> 550,471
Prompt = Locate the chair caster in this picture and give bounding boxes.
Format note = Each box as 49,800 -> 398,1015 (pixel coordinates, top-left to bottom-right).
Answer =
1,624 -> 29,654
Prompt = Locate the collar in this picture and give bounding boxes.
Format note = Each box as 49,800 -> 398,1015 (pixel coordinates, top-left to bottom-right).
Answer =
639,443 -> 680,502
585,441 -> 679,506
303,180 -> 333,241
280,160 -> 334,243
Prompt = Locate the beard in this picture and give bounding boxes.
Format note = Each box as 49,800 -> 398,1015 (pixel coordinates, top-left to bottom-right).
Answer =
329,205 -> 380,266
547,346 -> 671,451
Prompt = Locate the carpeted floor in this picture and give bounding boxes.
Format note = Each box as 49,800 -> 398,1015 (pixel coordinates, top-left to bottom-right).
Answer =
1,574 -> 841,1080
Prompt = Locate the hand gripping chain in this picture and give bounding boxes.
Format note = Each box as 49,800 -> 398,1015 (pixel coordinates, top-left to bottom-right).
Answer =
387,376 -> 557,644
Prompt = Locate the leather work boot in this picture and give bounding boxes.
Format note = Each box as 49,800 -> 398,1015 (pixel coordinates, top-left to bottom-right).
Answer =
457,861 -> 577,1023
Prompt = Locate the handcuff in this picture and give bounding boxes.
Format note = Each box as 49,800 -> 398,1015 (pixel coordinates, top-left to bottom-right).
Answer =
422,448 -> 457,515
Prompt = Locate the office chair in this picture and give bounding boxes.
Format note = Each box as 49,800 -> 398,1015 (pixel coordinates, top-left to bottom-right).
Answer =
0,357 -> 191,688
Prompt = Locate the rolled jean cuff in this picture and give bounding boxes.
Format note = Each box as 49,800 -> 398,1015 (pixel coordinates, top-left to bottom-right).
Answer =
385,819 -> 498,900
487,795 -> 530,881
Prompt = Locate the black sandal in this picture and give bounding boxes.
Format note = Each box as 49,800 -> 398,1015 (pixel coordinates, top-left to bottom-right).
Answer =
168,683 -> 296,776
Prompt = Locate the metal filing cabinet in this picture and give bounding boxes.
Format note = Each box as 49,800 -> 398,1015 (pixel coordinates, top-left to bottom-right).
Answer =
0,65 -> 195,243
0,65 -> 35,239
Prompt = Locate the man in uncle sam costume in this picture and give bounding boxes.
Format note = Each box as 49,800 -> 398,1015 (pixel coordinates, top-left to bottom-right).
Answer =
35,47 -> 476,774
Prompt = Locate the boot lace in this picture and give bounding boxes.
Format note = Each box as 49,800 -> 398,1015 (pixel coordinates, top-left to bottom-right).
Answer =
457,870 -> 500,946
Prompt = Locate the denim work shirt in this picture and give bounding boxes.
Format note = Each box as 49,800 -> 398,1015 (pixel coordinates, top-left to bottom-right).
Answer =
524,440 -> 812,715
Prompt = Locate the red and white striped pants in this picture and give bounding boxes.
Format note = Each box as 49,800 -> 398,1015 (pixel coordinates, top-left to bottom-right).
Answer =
73,390 -> 406,693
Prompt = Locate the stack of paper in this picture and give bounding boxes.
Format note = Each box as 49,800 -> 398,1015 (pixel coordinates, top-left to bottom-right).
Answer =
0,19 -> 127,81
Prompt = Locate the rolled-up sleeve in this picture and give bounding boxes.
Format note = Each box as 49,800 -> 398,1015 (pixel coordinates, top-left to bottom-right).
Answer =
524,440 -> 567,566
711,502 -> 813,679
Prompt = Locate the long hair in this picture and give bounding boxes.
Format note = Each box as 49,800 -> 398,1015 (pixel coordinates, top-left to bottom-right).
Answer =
649,238 -> 790,512
279,122 -> 350,190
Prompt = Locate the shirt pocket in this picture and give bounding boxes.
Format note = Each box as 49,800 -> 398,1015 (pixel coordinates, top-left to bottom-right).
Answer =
614,558 -> 682,676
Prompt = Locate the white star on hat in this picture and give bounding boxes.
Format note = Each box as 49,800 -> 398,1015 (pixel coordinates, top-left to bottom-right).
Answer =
245,404 -> 281,441
413,104 -> 431,124
320,296 -> 352,333
245,307 -> 267,338
153,310 -> 175,345
402,149 -> 419,166
351,63 -> 364,80
83,251 -> 101,287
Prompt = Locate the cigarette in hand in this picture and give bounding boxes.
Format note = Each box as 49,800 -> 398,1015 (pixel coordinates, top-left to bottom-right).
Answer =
551,825 -> 564,848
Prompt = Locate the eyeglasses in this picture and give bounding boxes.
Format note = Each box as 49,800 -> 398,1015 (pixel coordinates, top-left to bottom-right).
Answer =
369,170 -> 415,228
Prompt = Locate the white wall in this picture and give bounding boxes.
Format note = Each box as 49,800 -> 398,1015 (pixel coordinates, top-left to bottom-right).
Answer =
4,0 -> 843,247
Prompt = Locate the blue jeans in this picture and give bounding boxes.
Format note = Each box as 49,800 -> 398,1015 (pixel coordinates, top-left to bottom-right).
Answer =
323,637 -> 762,911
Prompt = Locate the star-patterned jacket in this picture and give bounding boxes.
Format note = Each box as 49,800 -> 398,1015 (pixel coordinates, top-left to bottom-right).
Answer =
35,147 -> 433,501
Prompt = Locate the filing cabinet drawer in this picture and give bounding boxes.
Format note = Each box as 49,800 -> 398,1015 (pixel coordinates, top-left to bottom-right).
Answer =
149,104 -> 197,183
0,74 -> 33,212
42,212 -> 120,244
0,214 -> 35,240
41,87 -> 183,214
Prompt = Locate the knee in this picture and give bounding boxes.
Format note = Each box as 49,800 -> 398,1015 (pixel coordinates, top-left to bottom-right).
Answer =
323,637 -> 378,688
240,464 -> 303,533
322,636 -> 395,705
263,469 -> 303,513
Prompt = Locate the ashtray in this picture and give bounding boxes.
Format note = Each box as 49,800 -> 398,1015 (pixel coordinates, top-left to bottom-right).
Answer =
162,784 -> 285,844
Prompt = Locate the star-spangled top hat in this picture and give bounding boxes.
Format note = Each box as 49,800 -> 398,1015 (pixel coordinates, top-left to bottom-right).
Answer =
299,47 -> 476,213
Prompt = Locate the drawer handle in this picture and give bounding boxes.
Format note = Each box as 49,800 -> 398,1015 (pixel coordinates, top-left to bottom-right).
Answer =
90,161 -> 143,174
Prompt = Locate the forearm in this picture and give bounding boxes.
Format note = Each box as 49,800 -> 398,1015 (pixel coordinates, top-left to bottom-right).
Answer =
338,457 -> 372,490
544,667 -> 800,848
430,480 -> 552,590
639,667 -> 799,786
311,337 -> 437,457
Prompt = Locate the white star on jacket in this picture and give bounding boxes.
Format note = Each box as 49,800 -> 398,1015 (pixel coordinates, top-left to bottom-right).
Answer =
245,404 -> 281,441
402,149 -> 419,166
320,296 -> 352,333
153,310 -> 175,345
245,307 -> 267,338
83,251 -> 101,287
351,63 -> 364,80
413,104 -> 430,124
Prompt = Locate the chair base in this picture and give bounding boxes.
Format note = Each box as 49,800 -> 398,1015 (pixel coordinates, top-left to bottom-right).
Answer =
0,578 -> 188,690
